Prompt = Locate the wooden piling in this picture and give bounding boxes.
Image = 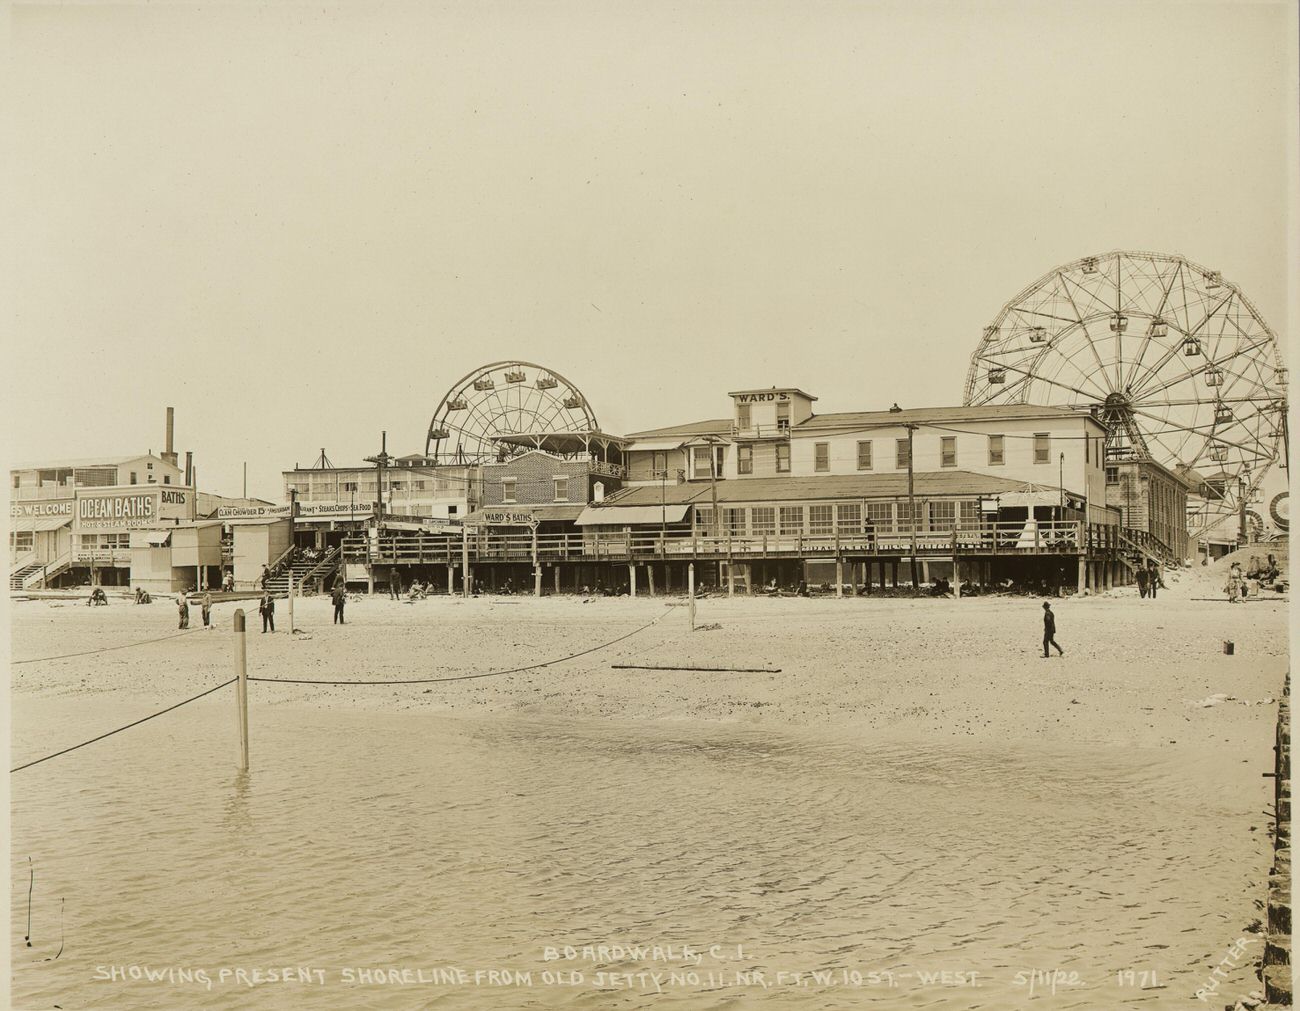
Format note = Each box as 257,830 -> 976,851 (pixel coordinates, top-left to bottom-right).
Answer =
234,608 -> 249,771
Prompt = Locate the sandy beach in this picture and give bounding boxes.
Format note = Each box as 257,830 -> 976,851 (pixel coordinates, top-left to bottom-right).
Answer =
9,571 -> 1289,1009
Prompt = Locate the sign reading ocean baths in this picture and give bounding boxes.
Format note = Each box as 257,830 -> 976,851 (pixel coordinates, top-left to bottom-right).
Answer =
76,489 -> 190,529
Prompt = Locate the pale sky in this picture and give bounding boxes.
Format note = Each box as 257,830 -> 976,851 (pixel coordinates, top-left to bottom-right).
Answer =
3,0 -> 1296,501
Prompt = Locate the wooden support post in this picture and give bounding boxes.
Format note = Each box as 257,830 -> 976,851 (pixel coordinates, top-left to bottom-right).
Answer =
447,563 -> 454,595
849,561 -> 858,597
647,564 -> 656,596
532,525 -> 541,597
461,526 -> 470,598
554,566 -> 561,594
688,562 -> 696,630
1076,556 -> 1086,595
954,556 -> 961,599
234,608 -> 249,771
287,569 -> 295,634
835,556 -> 843,598
366,564 -> 374,595
629,563 -> 637,598
727,563 -> 735,598
866,560 -> 873,595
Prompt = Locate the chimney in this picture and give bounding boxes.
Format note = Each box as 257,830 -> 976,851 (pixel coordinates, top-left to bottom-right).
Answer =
162,407 -> 179,467
185,450 -> 193,487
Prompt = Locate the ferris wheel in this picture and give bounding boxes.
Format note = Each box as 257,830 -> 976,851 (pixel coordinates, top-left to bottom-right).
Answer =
964,251 -> 1289,532
425,360 -> 598,464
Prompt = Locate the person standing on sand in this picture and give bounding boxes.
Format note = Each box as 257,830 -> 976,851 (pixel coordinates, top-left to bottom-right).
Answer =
1042,601 -> 1064,657
177,590 -> 190,630
259,591 -> 275,633
332,583 -> 346,624
201,590 -> 213,628
1136,566 -> 1149,599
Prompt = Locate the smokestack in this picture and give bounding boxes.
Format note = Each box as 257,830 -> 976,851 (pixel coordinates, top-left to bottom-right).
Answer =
162,407 -> 178,467
185,450 -> 193,487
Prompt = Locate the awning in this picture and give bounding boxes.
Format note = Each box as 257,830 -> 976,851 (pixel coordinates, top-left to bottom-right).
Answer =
997,490 -> 1085,510
623,438 -> 685,452
144,530 -> 173,546
13,514 -> 73,532
575,504 -> 691,526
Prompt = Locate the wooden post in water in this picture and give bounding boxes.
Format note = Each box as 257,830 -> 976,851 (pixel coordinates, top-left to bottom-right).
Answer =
234,608 -> 249,771
688,562 -> 696,631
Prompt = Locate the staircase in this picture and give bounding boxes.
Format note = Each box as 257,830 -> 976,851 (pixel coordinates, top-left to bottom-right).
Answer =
264,547 -> 340,595
10,562 -> 42,591
1118,529 -> 1177,569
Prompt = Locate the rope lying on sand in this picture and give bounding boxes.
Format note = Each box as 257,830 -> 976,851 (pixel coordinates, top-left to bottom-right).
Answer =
248,606 -> 673,686
12,628 -> 201,666
10,678 -> 237,774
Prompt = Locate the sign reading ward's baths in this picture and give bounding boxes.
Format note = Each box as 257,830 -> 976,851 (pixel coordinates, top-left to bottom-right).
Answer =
76,488 -> 192,530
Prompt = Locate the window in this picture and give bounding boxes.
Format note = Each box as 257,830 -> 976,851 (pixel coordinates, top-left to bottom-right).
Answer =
751,507 -> 775,535
343,481 -> 358,492
130,472 -> 138,485
988,435 -> 1004,466
857,440 -> 873,470
896,438 -> 910,469
779,505 -> 803,535
693,445 -> 724,480
554,477 -> 569,501
10,530 -> 34,552
809,504 -> 834,534
940,436 -> 957,468
652,451 -> 668,479
146,462 -> 153,470
695,507 -> 714,533
897,499 -> 921,531
163,475 -> 171,484
725,507 -> 746,536
960,500 -> 981,527
737,445 -> 753,475
414,481 -> 426,491
775,444 -> 791,473
448,505 -> 457,515
1034,433 -> 1051,464
502,477 -> 517,504
929,500 -> 956,532
776,402 -> 790,431
814,443 -> 829,472
836,503 -> 861,532
11,475 -> 18,489
391,481 -> 405,491
1105,466 -> 1119,485
866,501 -> 893,533
737,404 -> 751,431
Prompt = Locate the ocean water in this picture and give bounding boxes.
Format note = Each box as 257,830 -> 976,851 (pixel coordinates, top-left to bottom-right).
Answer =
10,694 -> 1268,1009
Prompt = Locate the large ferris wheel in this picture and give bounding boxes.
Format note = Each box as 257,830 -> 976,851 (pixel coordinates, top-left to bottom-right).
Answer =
964,251 -> 1289,532
425,360 -> 599,465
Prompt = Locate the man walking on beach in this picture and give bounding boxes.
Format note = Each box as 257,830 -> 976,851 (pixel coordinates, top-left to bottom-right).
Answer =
1136,566 -> 1149,599
259,591 -> 275,633
1042,601 -> 1064,658
332,583 -> 346,624
177,590 -> 190,629
201,590 -> 213,629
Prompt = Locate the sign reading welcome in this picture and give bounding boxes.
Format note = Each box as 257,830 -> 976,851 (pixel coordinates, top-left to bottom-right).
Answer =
10,500 -> 73,519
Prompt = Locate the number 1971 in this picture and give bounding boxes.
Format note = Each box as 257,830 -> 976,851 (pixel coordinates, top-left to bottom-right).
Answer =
1116,970 -> 1158,988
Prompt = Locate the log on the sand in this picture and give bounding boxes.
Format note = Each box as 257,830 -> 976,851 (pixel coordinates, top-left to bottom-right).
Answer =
611,663 -> 782,673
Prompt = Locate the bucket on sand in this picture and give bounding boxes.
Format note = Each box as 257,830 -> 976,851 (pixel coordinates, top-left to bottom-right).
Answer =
1223,640 -> 1235,655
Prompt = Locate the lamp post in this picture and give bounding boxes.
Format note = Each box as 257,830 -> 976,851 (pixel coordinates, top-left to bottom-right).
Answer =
905,424 -> 920,590
1059,452 -> 1065,519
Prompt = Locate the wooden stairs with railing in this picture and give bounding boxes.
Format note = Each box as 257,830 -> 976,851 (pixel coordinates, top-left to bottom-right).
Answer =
10,561 -> 43,591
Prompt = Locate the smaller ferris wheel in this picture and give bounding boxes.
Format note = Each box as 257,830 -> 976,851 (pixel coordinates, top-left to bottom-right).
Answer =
425,361 -> 598,465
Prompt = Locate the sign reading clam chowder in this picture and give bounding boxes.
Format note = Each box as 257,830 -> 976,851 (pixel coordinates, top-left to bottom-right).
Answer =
10,500 -> 74,519
217,504 -> 293,520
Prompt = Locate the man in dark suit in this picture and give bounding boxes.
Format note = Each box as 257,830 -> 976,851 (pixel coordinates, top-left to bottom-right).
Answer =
332,583 -> 347,624
259,591 -> 275,633
1042,601 -> 1064,657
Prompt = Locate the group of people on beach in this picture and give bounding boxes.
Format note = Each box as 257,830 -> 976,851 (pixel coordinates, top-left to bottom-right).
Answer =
1134,559 -> 1165,599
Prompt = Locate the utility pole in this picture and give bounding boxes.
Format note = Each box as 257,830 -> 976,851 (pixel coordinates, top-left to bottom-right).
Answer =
905,424 -> 920,591
709,438 -> 720,538
364,432 -> 394,592
1238,473 -> 1249,545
